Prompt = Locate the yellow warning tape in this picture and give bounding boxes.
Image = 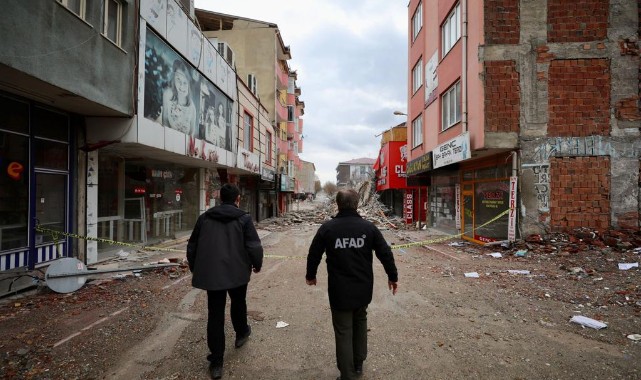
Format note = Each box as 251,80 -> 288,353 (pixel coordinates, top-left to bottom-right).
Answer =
35,225 -> 185,253
390,208 -> 511,249
37,207 -> 512,257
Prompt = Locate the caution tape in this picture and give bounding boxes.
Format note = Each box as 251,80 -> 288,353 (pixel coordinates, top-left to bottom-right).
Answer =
390,208 -> 511,249
36,225 -> 307,259
35,225 -> 185,253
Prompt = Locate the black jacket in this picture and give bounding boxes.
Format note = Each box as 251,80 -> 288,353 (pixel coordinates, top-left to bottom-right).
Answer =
306,210 -> 398,310
187,202 -> 263,291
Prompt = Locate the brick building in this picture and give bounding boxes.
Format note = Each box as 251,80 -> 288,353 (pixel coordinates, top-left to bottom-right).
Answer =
404,0 -> 640,242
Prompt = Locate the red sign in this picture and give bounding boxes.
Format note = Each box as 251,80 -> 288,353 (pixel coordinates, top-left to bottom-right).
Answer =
404,192 -> 413,224
134,187 -> 146,194
376,141 -> 408,191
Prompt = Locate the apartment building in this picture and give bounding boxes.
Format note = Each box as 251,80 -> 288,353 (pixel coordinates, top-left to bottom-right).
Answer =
404,0 -> 640,243
195,10 -> 307,215
0,0 -> 280,296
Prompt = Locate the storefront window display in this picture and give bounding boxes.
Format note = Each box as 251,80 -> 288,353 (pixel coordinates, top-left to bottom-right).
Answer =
97,157 -> 200,250
429,170 -> 458,233
461,160 -> 512,243
0,131 -> 29,251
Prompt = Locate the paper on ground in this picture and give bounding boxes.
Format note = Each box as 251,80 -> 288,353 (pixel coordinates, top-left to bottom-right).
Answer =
508,269 -> 530,275
570,315 -> 607,330
464,272 -> 480,278
487,252 -> 502,258
276,321 -> 289,328
618,262 -> 639,270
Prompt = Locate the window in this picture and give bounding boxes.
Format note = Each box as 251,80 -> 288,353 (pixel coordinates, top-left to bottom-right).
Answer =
266,131 -> 273,162
441,81 -> 461,130
103,0 -> 123,46
58,0 -> 86,19
243,113 -> 253,150
412,58 -> 423,94
287,106 -> 294,122
412,2 -> 423,41
442,3 -> 461,57
412,114 -> 423,148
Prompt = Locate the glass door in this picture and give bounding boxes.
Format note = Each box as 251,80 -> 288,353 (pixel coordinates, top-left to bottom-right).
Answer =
34,172 -> 68,247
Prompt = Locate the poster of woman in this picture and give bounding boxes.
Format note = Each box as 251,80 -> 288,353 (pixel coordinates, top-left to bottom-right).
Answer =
143,29 -> 200,137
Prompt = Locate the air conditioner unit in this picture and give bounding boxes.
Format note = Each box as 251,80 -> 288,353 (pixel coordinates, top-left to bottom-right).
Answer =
217,42 -> 235,67
247,74 -> 258,95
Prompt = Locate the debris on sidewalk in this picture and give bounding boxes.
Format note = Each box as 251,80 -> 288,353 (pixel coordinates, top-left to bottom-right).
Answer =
464,272 -> 480,278
570,315 -> 608,330
276,321 -> 289,328
618,262 -> 639,270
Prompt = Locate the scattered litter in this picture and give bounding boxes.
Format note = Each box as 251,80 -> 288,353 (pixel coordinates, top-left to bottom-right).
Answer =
507,269 -> 528,275
618,262 -> 639,270
464,272 -> 480,278
569,315 -> 607,330
448,242 -> 466,247
157,258 -> 170,264
627,334 -> 641,341
487,252 -> 502,258
276,321 -> 289,328
115,250 -> 130,258
514,250 -> 528,257
112,274 -> 127,279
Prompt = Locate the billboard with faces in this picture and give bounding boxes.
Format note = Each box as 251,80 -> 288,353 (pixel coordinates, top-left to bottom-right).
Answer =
143,28 -> 234,151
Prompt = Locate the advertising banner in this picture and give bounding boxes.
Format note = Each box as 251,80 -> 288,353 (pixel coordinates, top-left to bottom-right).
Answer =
433,132 -> 471,169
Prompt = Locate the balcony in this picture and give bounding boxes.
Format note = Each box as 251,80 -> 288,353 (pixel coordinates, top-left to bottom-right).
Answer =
277,65 -> 289,89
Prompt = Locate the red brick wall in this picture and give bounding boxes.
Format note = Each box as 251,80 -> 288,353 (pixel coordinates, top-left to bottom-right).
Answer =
547,0 -> 608,42
484,61 -> 520,133
548,59 -> 610,136
485,0 -> 519,44
550,156 -> 610,231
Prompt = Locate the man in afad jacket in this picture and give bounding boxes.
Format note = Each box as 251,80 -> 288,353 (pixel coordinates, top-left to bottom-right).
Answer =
306,188 -> 398,380
187,183 -> 263,379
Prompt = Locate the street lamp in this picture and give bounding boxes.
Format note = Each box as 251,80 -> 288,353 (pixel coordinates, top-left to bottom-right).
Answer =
393,111 -> 407,116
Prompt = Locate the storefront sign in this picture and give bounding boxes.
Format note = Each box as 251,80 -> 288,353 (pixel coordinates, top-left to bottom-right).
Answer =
261,166 -> 275,182
404,192 -> 413,224
508,176 -> 517,242
455,183 -> 461,230
237,148 -> 260,174
376,141 -> 409,191
433,132 -> 470,169
187,136 -> 220,163
280,174 -> 295,192
406,152 -> 432,176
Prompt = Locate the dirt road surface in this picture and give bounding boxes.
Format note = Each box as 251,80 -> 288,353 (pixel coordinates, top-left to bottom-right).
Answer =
1,200 -> 640,379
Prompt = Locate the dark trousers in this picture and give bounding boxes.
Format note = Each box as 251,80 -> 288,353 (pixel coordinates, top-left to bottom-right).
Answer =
331,306 -> 368,380
206,284 -> 249,365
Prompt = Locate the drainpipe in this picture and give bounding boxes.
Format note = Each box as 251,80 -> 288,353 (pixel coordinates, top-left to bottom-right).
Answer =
462,0 -> 468,133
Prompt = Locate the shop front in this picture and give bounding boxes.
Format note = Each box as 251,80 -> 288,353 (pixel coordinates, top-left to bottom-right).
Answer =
375,141 -> 409,217
459,153 -> 516,243
405,152 -> 432,227
259,166 -> 277,221
0,93 -> 74,271
96,154 -> 202,259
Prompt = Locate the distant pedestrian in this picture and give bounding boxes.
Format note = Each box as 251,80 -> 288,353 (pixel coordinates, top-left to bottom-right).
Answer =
306,189 -> 398,380
187,183 -> 264,379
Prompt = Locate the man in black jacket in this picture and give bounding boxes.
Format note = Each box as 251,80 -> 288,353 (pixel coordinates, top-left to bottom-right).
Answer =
187,183 -> 263,379
306,189 -> 398,380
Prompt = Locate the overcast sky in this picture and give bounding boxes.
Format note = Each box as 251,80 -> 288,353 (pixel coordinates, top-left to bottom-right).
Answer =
195,0 -> 408,185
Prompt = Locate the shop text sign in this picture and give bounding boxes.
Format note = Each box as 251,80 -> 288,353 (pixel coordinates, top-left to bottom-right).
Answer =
433,132 -> 470,169
406,153 -> 432,176
508,176 -> 517,242
404,192 -> 413,224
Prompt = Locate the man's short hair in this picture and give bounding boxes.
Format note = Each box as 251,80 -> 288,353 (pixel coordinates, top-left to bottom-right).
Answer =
220,183 -> 240,203
336,189 -> 359,211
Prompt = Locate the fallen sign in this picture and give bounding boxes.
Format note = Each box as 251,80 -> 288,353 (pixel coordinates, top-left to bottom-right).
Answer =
45,257 -> 179,294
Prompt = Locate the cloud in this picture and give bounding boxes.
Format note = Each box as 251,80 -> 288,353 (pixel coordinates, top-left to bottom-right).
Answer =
195,0 -> 408,184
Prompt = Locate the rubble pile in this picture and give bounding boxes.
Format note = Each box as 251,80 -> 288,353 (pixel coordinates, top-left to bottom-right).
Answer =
256,181 -> 409,231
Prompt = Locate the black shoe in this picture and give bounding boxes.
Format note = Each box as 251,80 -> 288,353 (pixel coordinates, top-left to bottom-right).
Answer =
209,364 -> 223,379
235,324 -> 252,348
354,361 -> 363,375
